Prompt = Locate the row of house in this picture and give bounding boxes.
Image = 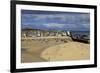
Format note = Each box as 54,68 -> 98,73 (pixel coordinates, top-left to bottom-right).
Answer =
21,29 -> 71,38
21,28 -> 90,43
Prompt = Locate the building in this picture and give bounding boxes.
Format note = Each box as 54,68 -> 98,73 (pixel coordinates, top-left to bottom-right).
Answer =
21,28 -> 69,38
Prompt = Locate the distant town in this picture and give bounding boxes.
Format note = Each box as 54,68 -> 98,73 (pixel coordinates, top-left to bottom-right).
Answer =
21,28 -> 71,38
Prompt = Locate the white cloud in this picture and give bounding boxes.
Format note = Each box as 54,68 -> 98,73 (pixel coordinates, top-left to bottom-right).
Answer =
34,14 -> 66,20
43,23 -> 65,28
81,24 -> 90,28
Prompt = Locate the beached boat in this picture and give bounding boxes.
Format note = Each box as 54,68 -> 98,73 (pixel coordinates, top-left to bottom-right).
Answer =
70,31 -> 90,43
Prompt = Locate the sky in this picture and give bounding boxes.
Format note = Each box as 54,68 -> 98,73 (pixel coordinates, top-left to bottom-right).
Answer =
21,10 -> 90,31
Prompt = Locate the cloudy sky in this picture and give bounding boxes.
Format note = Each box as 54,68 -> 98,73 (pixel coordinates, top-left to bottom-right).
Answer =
21,10 -> 90,31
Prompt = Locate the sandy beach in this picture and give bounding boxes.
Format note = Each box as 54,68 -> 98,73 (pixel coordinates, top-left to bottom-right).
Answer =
21,37 -> 90,63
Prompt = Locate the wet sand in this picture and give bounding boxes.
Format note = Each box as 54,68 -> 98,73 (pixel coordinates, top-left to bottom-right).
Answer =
21,37 -> 90,63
